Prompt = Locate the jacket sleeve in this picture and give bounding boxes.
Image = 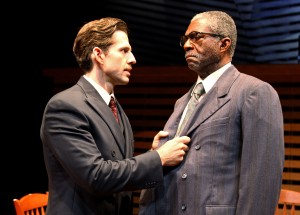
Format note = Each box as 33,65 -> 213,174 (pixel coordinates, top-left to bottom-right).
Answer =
236,81 -> 284,214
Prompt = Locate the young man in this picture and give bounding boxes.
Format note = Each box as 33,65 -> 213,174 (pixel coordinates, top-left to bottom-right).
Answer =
40,17 -> 190,215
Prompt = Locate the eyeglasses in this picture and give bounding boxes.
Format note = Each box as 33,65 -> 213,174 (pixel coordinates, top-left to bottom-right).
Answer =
180,31 -> 225,47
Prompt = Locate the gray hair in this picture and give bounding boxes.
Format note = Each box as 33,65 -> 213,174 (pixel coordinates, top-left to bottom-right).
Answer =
192,11 -> 237,57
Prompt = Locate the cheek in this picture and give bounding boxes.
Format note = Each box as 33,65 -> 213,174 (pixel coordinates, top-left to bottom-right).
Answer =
211,40 -> 222,53
104,56 -> 121,69
204,42 -> 220,57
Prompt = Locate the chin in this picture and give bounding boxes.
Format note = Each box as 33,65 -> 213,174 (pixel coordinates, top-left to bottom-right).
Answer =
120,78 -> 130,85
187,62 -> 197,71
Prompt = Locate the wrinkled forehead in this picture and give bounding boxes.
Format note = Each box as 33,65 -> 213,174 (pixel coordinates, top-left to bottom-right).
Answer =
185,17 -> 211,35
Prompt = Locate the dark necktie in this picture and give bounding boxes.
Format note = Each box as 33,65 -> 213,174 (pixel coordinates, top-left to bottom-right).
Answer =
109,96 -> 119,123
175,82 -> 205,136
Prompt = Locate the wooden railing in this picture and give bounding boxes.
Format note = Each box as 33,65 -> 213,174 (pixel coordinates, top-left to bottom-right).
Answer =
43,64 -> 300,215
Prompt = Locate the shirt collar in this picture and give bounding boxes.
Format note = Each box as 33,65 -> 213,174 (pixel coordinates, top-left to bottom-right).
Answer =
83,75 -> 114,105
194,62 -> 231,94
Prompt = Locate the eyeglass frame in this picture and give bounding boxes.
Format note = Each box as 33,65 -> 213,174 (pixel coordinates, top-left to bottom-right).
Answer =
180,31 -> 226,47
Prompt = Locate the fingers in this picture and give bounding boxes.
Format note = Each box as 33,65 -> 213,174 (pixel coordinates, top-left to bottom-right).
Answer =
152,130 -> 170,151
173,135 -> 190,156
175,136 -> 190,152
179,143 -> 189,153
183,145 -> 189,152
156,130 -> 169,138
176,135 -> 191,145
156,135 -> 191,166
153,130 -> 169,142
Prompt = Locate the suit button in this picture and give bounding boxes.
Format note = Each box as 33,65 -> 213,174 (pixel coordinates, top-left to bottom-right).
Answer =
111,150 -> 116,157
181,204 -> 187,211
182,173 -> 187,180
195,144 -> 201,150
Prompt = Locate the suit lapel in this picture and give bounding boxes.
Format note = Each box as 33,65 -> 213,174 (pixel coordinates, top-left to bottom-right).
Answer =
162,88 -> 193,139
77,77 -> 127,157
186,66 -> 240,135
115,100 -> 133,157
167,66 -> 240,137
185,86 -> 230,134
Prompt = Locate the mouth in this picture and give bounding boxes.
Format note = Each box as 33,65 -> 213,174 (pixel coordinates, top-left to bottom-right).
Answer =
124,69 -> 131,77
185,53 -> 197,59
185,54 -> 198,62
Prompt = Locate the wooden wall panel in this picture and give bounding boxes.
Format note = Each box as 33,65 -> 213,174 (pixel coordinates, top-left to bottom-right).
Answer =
43,64 -> 300,214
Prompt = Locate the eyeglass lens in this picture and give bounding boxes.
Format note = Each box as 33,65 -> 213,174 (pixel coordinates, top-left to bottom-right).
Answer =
180,31 -> 224,47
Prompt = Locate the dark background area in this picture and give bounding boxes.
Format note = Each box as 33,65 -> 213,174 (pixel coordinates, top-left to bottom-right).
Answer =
2,1 -> 299,214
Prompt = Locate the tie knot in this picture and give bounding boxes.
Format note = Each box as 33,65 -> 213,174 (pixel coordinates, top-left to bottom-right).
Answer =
193,82 -> 205,100
109,96 -> 116,108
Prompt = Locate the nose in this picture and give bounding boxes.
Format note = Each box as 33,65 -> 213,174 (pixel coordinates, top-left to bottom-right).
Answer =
128,52 -> 136,65
183,39 -> 194,51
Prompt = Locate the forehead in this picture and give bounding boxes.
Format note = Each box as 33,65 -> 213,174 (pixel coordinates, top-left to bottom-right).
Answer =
110,30 -> 130,48
185,17 -> 210,34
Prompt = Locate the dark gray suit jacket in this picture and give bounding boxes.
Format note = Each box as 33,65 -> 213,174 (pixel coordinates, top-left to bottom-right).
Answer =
139,65 -> 285,215
40,76 -> 162,215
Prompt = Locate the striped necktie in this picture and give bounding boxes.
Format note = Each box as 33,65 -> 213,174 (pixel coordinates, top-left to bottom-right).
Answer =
175,82 -> 205,136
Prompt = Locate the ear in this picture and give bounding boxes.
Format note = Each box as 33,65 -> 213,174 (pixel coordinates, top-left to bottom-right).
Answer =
92,47 -> 105,64
219,37 -> 231,53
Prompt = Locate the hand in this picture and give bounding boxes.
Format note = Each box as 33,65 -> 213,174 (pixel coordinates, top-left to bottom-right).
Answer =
156,136 -> 190,166
151,130 -> 169,150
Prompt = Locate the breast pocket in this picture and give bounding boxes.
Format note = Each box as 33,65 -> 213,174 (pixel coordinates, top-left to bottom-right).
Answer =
196,117 -> 230,144
189,117 -> 230,166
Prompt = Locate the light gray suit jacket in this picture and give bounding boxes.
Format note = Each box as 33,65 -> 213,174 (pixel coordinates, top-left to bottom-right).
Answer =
139,65 -> 284,215
40,76 -> 163,215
